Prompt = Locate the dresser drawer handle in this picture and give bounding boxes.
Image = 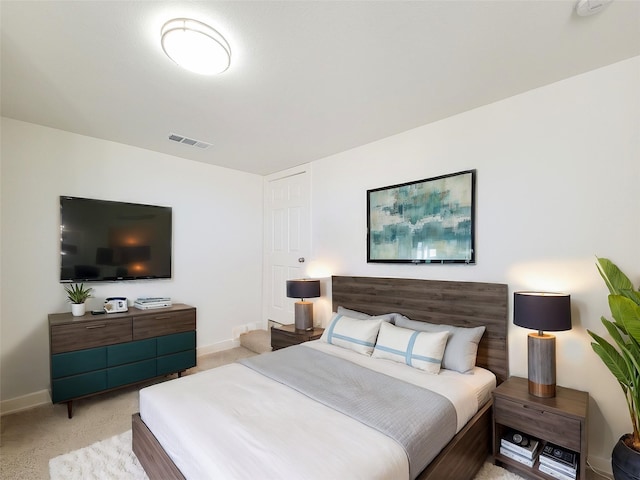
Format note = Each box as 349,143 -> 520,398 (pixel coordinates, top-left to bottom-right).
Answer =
153,315 -> 172,320
85,324 -> 107,329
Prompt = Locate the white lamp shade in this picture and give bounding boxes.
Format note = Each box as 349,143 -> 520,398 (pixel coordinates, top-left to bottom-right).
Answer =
161,18 -> 231,75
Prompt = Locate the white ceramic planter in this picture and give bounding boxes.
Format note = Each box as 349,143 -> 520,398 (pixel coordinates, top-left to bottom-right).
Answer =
71,303 -> 86,317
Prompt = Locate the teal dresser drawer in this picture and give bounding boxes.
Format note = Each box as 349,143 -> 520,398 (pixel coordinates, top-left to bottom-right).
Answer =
107,338 -> 156,367
107,359 -> 156,389
52,370 -> 107,403
157,350 -> 196,376
51,347 -> 107,379
157,331 -> 196,356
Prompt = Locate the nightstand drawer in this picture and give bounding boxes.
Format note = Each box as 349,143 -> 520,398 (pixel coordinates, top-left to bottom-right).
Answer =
494,396 -> 581,451
271,332 -> 304,349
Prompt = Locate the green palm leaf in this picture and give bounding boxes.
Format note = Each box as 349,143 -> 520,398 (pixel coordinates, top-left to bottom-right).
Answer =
611,296 -> 640,345
589,330 -> 630,386
598,257 -> 635,295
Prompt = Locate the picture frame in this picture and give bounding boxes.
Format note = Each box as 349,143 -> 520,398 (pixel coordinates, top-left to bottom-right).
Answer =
367,170 -> 476,264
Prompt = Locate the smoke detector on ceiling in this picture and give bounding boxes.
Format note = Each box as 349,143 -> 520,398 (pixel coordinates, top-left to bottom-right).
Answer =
168,133 -> 212,149
575,0 -> 613,16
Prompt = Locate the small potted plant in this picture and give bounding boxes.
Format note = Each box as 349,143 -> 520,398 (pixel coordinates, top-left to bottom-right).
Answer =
64,283 -> 94,317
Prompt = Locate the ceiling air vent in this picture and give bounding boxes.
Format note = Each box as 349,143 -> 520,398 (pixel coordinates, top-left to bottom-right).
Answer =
168,133 -> 212,149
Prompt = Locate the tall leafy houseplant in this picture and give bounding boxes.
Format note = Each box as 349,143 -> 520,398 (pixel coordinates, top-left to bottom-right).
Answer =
588,258 -> 640,453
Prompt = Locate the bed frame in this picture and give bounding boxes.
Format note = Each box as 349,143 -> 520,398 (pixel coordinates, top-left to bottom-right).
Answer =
133,276 -> 508,480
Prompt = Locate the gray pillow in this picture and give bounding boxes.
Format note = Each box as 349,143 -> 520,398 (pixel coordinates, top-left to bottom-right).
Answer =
337,306 -> 396,324
394,316 -> 485,374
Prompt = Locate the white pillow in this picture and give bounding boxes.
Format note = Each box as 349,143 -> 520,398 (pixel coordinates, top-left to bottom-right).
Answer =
372,322 -> 449,374
395,316 -> 485,374
337,306 -> 371,319
320,314 -> 383,355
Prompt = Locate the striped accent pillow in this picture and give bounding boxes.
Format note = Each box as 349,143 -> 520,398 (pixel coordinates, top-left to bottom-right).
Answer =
372,322 -> 449,374
320,314 -> 383,355
394,316 -> 486,373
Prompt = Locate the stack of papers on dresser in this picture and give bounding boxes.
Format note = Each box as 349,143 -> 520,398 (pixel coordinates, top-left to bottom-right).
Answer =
134,297 -> 172,309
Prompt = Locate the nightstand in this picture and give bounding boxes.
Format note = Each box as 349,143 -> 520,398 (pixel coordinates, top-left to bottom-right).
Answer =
493,376 -> 589,480
270,324 -> 324,351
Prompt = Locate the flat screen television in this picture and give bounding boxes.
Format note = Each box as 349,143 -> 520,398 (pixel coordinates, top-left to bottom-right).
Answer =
60,196 -> 172,282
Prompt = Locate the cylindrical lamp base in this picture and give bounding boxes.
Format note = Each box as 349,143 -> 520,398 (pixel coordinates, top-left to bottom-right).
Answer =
528,333 -> 556,398
294,302 -> 314,331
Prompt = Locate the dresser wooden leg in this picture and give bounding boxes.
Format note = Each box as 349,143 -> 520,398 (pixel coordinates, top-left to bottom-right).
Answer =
67,401 -> 73,419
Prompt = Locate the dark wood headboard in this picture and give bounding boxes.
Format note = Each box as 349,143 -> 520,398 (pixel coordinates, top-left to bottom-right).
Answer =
331,276 -> 509,384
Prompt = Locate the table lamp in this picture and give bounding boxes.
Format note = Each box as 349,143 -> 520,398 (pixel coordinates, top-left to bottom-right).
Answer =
286,279 -> 321,331
514,291 -> 572,398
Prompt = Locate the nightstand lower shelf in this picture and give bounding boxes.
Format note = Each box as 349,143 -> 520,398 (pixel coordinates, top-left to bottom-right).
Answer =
495,450 -> 576,480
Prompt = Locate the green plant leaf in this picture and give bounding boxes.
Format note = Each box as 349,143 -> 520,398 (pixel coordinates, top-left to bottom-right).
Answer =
620,289 -> 640,306
601,317 -> 628,347
611,295 -> 640,345
597,257 -> 635,296
589,330 -> 631,386
63,283 -> 93,303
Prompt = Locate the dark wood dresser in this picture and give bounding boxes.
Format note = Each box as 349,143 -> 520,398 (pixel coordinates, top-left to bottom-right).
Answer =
49,304 -> 196,418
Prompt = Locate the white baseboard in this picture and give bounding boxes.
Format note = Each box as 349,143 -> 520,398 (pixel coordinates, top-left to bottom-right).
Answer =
0,389 -> 51,417
588,454 -> 613,479
197,339 -> 240,356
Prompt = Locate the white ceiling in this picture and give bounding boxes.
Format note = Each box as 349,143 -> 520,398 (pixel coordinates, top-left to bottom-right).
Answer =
2,1 -> 639,176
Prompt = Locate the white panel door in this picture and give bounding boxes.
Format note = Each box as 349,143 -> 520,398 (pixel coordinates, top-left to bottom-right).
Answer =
264,166 -> 311,326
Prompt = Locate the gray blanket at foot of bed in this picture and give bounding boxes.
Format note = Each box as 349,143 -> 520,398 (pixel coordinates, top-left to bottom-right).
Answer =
239,345 -> 457,480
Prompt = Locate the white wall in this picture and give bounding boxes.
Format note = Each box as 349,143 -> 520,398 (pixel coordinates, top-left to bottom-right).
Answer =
308,57 -> 639,471
1,56 -> 638,472
0,119 -> 264,407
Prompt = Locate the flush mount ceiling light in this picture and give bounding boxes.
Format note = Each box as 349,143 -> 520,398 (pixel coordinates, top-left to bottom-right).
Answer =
575,0 -> 613,16
161,18 -> 231,75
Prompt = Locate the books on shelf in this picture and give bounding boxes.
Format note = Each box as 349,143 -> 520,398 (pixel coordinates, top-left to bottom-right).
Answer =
500,446 -> 536,467
499,430 -> 541,468
498,430 -> 579,480
539,442 -> 578,479
539,462 -> 577,480
501,430 -> 541,459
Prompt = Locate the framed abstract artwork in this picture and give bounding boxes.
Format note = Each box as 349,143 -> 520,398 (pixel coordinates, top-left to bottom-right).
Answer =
367,169 -> 476,264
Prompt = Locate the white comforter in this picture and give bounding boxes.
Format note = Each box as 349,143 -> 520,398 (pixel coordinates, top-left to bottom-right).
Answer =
139,341 -> 495,480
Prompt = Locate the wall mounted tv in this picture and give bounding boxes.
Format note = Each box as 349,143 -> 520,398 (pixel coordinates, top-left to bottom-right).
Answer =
60,196 -> 172,282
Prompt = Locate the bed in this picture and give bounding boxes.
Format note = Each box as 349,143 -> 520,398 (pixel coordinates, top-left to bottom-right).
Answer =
132,276 -> 508,480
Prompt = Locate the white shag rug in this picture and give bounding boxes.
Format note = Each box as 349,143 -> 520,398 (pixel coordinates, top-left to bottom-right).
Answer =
50,430 -> 525,480
49,430 -> 148,480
